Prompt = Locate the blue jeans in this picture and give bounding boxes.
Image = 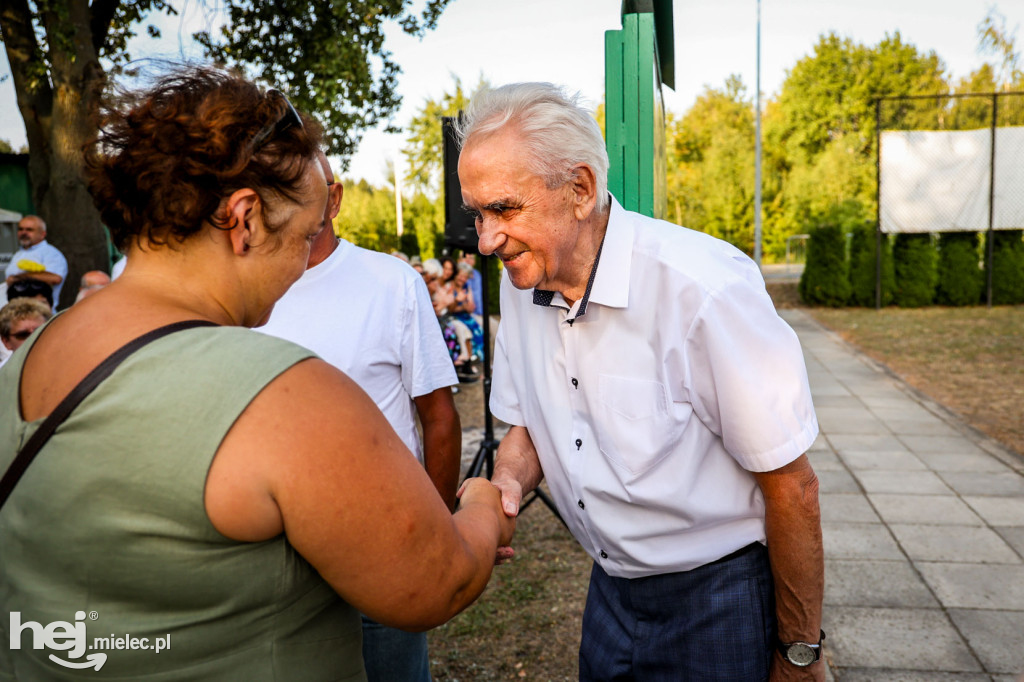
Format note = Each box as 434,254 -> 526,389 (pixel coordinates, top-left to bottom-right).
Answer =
360,615 -> 432,682
579,543 -> 777,681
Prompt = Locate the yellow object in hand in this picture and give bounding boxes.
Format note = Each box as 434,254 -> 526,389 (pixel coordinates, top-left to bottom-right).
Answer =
16,259 -> 45,272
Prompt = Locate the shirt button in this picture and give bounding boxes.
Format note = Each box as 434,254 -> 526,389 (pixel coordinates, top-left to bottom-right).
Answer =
577,499 -> 585,510
575,438 -> 582,450
600,550 -> 608,559
571,377 -> 579,388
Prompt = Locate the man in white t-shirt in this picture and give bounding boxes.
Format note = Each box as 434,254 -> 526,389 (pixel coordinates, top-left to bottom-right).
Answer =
5,215 -> 69,306
458,83 -> 824,681
258,154 -> 459,682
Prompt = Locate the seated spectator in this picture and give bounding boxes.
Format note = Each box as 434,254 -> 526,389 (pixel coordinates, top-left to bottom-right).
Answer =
459,252 -> 483,315
75,270 -> 112,303
422,258 -> 473,369
6,279 -> 54,312
450,262 -> 485,367
0,298 -> 52,368
440,256 -> 457,288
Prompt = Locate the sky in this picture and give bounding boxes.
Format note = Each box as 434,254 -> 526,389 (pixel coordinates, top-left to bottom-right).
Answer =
1,0 -> 1021,186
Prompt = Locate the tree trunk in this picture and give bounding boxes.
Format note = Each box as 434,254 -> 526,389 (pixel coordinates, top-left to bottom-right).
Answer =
2,0 -> 110,309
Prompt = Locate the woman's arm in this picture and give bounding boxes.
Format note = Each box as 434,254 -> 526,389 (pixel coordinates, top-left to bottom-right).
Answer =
206,358 -> 514,630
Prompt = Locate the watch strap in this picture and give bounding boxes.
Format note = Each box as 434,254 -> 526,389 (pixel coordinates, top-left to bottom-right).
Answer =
778,629 -> 826,665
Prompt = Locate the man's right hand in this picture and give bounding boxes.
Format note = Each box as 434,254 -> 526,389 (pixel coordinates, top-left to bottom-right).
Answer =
456,477 -> 516,548
489,469 -> 524,518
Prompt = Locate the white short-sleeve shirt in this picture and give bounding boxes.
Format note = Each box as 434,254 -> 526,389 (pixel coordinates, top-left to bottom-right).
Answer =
4,240 -> 69,304
258,239 -> 457,461
490,198 -> 818,578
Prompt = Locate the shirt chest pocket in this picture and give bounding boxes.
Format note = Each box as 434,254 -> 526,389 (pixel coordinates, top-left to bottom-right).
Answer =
595,374 -> 689,476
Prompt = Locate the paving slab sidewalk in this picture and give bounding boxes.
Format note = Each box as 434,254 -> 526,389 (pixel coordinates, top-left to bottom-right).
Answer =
782,309 -> 1024,682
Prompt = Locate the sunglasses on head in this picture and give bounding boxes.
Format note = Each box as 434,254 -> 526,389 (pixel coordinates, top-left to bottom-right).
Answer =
249,89 -> 303,153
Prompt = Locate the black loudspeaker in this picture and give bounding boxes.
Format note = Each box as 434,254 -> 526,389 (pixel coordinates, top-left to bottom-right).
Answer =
442,115 -> 479,253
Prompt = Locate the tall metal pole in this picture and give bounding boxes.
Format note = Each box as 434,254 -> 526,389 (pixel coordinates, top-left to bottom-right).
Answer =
753,0 -> 763,267
875,98 -> 882,310
394,154 -> 404,238
986,93 -> 997,308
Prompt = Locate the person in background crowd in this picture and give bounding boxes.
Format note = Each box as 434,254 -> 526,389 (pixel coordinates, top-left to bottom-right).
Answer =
75,270 -> 112,303
258,152 -> 461,682
0,297 -> 52,369
424,258 -> 475,370
111,255 -> 127,280
440,256 -> 457,287
460,251 -> 483,315
450,261 -> 485,370
458,82 -> 823,681
4,215 -> 69,306
5,279 -> 53,312
0,65 -> 513,680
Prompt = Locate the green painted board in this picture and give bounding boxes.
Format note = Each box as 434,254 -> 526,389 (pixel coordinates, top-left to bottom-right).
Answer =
604,7 -> 668,219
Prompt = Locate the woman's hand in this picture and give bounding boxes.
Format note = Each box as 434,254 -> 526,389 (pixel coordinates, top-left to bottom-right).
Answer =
458,478 -> 517,564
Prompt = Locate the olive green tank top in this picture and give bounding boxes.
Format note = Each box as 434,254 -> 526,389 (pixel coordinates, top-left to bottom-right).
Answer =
0,324 -> 365,681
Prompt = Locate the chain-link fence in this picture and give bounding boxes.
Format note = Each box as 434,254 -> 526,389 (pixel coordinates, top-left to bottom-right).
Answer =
874,92 -> 1024,306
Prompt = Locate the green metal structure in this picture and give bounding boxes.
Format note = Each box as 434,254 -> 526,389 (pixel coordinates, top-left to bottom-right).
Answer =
604,0 -> 673,219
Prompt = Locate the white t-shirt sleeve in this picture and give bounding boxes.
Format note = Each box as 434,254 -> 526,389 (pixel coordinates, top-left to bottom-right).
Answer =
684,277 -> 818,472
402,273 -> 458,398
488,295 -> 526,427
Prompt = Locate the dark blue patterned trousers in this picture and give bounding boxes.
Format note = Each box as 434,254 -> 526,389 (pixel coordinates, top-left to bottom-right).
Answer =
579,543 -> 776,681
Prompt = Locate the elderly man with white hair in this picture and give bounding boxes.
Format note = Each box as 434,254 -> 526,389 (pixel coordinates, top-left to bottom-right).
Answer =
457,83 -> 824,681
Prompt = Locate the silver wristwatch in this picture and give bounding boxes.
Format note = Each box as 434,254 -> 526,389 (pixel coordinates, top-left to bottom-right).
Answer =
778,630 -> 825,666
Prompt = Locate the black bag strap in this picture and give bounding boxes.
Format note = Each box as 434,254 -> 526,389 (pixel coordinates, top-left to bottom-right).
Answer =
0,319 -> 218,509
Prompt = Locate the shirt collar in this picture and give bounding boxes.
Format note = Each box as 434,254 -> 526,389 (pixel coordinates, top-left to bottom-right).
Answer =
531,194 -> 633,316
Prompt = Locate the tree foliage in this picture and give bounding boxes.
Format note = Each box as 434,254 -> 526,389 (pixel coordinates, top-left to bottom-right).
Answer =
936,232 -> 983,306
0,0 -> 453,307
848,224 -> 894,307
667,29 -> 951,263
988,230 -> 1024,304
799,223 -> 850,307
893,233 -> 938,307
666,76 -> 755,250
978,6 -> 1023,89
196,0 -> 452,164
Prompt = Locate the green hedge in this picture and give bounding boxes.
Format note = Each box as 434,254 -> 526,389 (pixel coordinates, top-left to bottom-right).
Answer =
848,224 -> 894,307
799,224 -> 850,306
989,230 -> 1024,304
936,232 -> 982,306
893,233 -> 937,307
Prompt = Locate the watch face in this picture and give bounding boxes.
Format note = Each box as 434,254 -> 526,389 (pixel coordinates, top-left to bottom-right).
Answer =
786,643 -> 816,666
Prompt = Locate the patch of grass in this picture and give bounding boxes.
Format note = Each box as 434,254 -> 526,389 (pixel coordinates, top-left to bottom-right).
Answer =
807,304 -> 1024,457
429,488 -> 590,681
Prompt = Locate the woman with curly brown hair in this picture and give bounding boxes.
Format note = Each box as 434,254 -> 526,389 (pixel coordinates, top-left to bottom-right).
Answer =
0,66 -> 512,680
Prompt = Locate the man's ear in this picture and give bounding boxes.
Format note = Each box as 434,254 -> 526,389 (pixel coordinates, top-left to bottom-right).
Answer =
569,164 -> 598,221
223,188 -> 261,255
328,182 -> 344,221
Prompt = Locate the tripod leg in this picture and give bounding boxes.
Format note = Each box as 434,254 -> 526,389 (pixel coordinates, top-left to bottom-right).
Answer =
464,439 -> 497,481
519,488 -> 568,529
